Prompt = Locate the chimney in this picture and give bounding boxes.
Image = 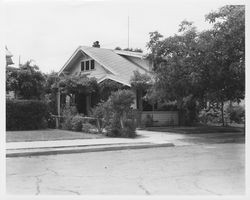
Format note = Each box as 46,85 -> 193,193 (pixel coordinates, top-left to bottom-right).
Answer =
92,41 -> 100,48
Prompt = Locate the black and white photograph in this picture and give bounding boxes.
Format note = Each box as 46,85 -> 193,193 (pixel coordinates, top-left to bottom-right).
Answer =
2,0 -> 248,199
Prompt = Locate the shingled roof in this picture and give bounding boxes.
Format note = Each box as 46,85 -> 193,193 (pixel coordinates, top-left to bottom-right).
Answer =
59,46 -> 149,86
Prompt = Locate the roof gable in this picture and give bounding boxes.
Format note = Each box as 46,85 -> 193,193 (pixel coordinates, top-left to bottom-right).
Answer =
58,46 -> 150,85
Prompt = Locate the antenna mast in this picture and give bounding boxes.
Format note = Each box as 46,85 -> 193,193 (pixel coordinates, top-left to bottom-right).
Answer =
128,15 -> 130,49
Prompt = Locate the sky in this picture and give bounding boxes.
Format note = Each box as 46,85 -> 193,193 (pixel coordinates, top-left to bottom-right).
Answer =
3,0 -> 245,73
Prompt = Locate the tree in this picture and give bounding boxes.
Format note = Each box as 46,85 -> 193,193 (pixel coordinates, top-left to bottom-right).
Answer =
6,61 -> 46,99
44,72 -> 60,115
146,22 -> 200,125
123,48 -> 143,53
114,47 -> 122,50
99,79 -> 124,101
199,5 -> 245,125
146,6 -> 245,126
130,71 -> 153,91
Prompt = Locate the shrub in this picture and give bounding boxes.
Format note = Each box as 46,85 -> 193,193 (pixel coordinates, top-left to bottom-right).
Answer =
92,90 -> 136,138
71,115 -> 85,131
105,116 -> 122,137
226,104 -> 245,123
156,101 -> 178,111
61,106 -> 77,130
92,100 -> 113,133
6,99 -> 48,130
198,108 -> 220,124
121,119 -> 136,138
82,123 -> 97,133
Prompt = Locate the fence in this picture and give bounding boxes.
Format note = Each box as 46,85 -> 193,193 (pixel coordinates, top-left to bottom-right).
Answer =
136,111 -> 179,127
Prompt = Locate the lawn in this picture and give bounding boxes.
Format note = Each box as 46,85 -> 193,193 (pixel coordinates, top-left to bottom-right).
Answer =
6,129 -> 105,143
141,125 -> 245,134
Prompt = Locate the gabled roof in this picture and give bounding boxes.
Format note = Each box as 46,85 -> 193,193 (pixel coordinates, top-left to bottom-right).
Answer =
58,46 -> 149,86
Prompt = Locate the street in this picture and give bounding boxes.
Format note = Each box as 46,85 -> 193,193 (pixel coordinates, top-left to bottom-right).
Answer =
6,143 -> 245,195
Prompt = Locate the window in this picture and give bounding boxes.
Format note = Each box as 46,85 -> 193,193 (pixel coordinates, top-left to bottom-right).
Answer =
81,60 -> 95,71
86,61 -> 90,70
81,62 -> 85,71
91,60 -> 95,70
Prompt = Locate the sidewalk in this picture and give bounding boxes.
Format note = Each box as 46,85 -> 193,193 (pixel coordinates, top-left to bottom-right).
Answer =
6,130 -> 183,157
7,128 -> 243,157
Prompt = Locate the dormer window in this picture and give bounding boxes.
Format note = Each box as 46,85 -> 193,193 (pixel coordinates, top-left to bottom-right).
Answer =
81,62 -> 85,71
91,60 -> 95,70
81,59 -> 95,71
86,61 -> 90,70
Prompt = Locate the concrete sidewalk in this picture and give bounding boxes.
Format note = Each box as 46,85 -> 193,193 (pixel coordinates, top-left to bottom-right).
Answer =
6,130 -> 182,157
6,129 -> 243,157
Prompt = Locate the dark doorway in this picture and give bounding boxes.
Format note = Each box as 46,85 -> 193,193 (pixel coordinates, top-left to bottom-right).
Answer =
75,93 -> 87,115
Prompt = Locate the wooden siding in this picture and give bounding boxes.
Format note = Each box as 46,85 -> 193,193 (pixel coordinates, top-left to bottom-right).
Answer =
68,54 -> 110,78
141,111 -> 179,126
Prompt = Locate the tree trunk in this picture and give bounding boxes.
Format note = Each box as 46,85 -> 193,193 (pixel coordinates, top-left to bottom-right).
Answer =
96,119 -> 102,133
177,98 -> 184,126
120,117 -> 124,129
221,101 -> 225,126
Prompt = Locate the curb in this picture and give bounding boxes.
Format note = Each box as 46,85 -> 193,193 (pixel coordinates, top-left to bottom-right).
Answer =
6,143 -> 175,158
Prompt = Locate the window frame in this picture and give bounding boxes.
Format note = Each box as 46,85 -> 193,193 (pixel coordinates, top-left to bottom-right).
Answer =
80,59 -> 95,72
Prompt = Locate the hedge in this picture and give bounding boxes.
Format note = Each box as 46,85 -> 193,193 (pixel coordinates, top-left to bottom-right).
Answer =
6,99 -> 49,130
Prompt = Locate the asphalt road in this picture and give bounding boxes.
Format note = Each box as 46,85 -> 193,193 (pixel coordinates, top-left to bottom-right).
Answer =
6,143 -> 245,195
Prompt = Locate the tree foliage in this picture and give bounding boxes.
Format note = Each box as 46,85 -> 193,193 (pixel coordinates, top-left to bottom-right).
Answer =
58,74 -> 98,95
202,5 -> 245,103
123,48 -> 143,53
130,71 -> 153,91
6,61 -> 46,99
99,79 -> 124,101
146,5 -> 245,125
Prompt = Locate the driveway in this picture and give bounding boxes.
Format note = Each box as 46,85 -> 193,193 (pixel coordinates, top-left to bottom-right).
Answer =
136,128 -> 245,146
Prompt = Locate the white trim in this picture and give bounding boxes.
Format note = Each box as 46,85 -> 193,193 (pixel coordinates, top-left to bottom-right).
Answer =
81,47 -> 118,75
80,59 -> 95,72
58,46 -> 82,76
98,75 -> 131,87
58,46 -> 119,76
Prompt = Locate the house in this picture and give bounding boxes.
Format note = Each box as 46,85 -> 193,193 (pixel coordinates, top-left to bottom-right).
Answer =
58,46 -> 179,126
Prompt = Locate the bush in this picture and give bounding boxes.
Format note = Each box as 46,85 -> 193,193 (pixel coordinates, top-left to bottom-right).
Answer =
198,108 -> 221,124
105,116 -> 122,137
92,101 -> 113,133
6,99 -> 48,130
92,90 -> 136,138
82,123 -> 97,133
71,115 -> 85,131
226,105 -> 245,123
61,106 -> 77,130
121,119 -> 136,138
157,101 -> 178,111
